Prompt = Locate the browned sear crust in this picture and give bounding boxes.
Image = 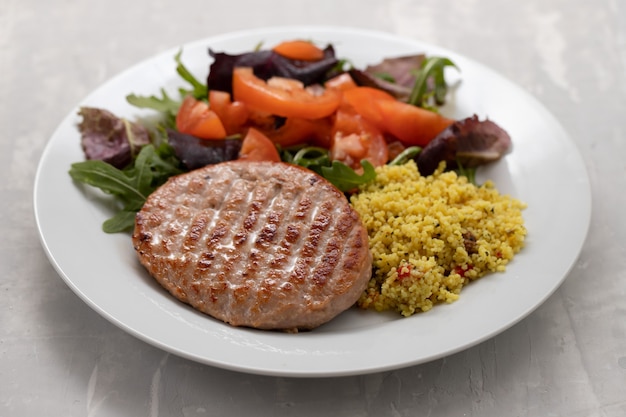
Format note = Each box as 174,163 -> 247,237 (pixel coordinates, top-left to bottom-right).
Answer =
132,161 -> 372,331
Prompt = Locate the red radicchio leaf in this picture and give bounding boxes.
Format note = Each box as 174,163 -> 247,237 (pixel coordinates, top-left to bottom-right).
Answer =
207,45 -> 339,94
78,107 -> 150,169
166,129 -> 242,170
349,54 -> 426,101
416,115 -> 512,176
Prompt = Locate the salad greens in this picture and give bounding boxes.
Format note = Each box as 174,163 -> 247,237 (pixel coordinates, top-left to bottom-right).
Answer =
456,161 -> 477,185
69,143 -> 182,233
173,50 -> 208,100
77,107 -> 151,169
408,56 -> 458,110
388,146 -> 422,166
281,146 -> 376,192
71,49 -> 378,233
320,160 -> 376,192
125,50 -> 208,128
126,88 -> 179,125
70,43 -> 488,234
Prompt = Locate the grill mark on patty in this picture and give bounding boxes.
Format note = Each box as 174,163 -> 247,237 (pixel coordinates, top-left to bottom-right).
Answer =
179,173 -> 227,253
306,201 -> 362,302
246,185 -> 310,316
336,206 -> 368,294
169,172 -> 229,300
185,174 -> 251,307
186,181 -> 247,312
281,196 -> 315,291
239,186 -> 288,301
287,199 -> 337,306
185,212 -> 210,248
216,175 -> 287,317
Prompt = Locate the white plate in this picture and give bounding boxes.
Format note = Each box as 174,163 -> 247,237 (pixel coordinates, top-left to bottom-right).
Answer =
33,26 -> 591,377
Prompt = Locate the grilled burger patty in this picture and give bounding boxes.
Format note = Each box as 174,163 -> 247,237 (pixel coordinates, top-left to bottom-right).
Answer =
132,161 -> 372,331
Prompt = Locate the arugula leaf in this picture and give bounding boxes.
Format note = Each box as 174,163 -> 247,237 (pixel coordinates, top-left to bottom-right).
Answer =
174,49 -> 208,99
320,160 -> 377,192
289,146 -> 331,175
69,159 -> 148,207
69,143 -> 183,233
102,211 -> 139,234
125,49 -> 208,127
407,56 -> 458,109
374,72 -> 396,83
389,146 -> 422,166
329,58 -> 353,75
455,159 -> 478,186
282,146 -> 376,192
125,89 -> 178,130
126,88 -> 180,114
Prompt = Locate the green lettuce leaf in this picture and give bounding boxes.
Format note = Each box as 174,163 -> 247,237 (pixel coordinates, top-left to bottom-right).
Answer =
320,160 -> 377,192
69,143 -> 182,233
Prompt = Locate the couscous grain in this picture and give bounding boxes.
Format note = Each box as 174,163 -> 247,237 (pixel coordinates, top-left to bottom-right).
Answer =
350,160 -> 526,316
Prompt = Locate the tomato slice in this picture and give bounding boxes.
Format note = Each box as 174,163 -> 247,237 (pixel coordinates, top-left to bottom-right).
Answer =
238,127 -> 281,162
176,96 -> 227,139
330,107 -> 388,170
208,90 -> 249,136
272,40 -> 325,61
342,87 -> 395,133
262,116 -> 333,148
232,67 -> 341,119
376,99 -> 454,146
324,72 -> 358,91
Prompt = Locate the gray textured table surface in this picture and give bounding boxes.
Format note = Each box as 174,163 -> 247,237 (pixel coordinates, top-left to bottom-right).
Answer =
2,0 -> 625,416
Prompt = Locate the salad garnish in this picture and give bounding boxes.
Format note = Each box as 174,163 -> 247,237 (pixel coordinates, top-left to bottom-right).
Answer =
407,56 -> 458,109
69,142 -> 182,233
69,39 -> 511,233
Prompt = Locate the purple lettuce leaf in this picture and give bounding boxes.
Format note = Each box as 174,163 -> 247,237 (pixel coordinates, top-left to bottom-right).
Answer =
78,107 -> 151,169
416,115 -> 512,176
349,54 -> 426,101
207,45 -> 339,94
166,129 -> 242,170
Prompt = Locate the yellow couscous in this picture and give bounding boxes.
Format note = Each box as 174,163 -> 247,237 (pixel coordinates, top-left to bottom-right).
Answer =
350,160 -> 527,317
